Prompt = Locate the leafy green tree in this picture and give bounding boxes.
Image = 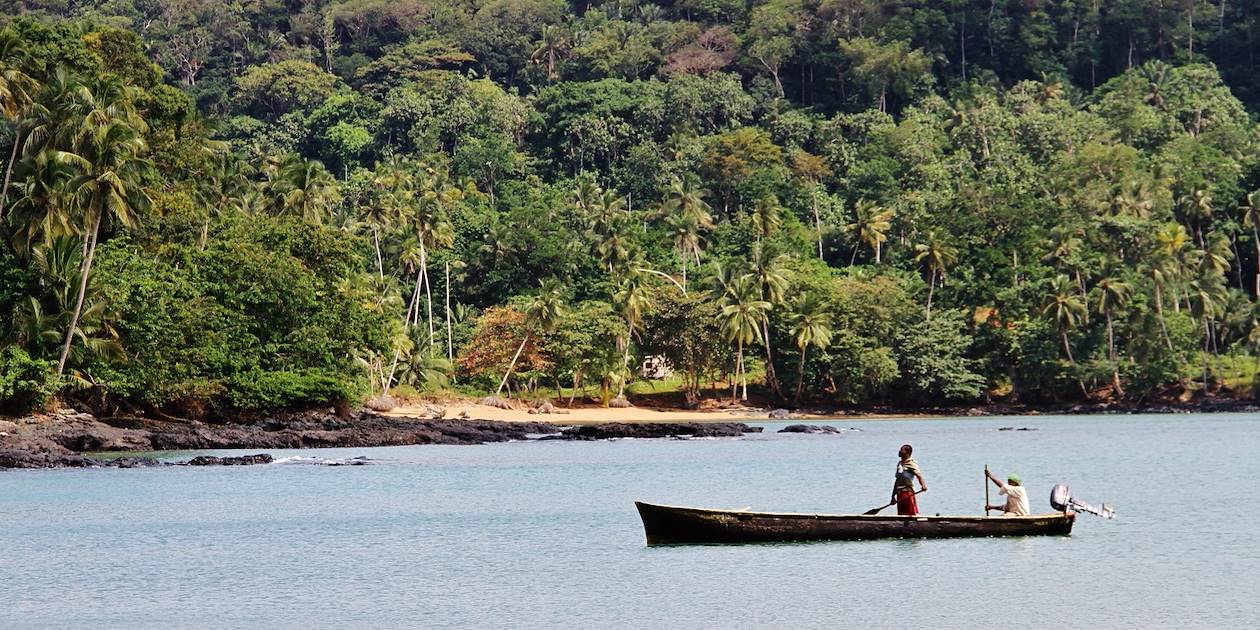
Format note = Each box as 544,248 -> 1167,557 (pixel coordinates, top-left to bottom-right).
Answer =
495,278 -> 567,397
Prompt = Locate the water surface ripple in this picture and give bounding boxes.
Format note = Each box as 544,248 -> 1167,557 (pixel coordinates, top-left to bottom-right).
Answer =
3,414 -> 1255,629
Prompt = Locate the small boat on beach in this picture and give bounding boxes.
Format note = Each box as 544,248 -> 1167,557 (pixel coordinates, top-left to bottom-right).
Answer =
634,501 -> 1075,545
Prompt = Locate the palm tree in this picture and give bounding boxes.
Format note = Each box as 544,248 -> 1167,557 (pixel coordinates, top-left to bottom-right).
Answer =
1041,274 -> 1086,369
913,229 -> 958,320
1179,189 -> 1213,246
267,155 -> 340,224
6,146 -> 77,252
613,269 -> 652,401
1152,222 -> 1191,313
749,243 -> 789,398
596,213 -> 633,273
663,174 -> 713,230
54,117 -> 151,375
845,199 -> 894,264
408,168 -> 459,353
657,175 -> 712,291
0,30 -> 39,218
662,212 -> 701,292
1147,237 -> 1180,352
1093,275 -> 1132,398
789,293 -> 832,403
1187,269 -> 1228,390
1239,191 -> 1260,297
717,274 -> 770,402
531,24 -> 570,81
751,194 -> 782,242
496,279 -> 567,397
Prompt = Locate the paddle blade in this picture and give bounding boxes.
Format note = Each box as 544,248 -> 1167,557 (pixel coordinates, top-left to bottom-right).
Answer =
863,503 -> 890,515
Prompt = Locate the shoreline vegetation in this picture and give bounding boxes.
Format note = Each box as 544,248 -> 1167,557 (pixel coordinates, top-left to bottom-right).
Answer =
7,5 -> 1260,432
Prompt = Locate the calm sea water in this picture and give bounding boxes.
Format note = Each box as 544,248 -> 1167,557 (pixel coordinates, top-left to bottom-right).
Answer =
3,413 -> 1257,629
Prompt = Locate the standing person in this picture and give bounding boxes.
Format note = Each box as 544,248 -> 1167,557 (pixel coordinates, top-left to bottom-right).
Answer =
985,468 -> 1030,516
891,444 -> 927,516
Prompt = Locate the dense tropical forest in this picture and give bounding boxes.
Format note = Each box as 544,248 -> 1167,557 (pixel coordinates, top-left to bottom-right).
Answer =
3,0 -> 1260,416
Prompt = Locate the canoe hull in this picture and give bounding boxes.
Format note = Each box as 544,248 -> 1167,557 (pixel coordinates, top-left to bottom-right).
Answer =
635,501 -> 1075,545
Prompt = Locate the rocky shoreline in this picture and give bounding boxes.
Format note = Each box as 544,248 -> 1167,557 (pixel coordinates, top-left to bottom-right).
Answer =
0,408 -> 765,469
3,395 -> 1256,470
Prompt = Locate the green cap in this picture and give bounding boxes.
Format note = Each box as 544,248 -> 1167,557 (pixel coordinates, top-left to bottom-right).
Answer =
1007,474 -> 1021,485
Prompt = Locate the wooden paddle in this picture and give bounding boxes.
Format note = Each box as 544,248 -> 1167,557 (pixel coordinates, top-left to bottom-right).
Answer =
984,465 -> 991,516
864,489 -> 924,515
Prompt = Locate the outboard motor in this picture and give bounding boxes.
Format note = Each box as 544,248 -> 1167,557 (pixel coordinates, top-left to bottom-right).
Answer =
1050,484 -> 1115,519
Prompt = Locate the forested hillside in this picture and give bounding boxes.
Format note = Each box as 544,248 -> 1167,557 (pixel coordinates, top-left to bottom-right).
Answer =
2,0 -> 1260,415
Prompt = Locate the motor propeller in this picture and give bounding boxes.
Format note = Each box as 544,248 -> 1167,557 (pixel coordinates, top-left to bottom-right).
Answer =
1050,484 -> 1115,519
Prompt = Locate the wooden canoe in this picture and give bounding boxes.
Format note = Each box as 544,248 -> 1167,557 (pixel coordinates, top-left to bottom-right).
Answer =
635,501 -> 1075,545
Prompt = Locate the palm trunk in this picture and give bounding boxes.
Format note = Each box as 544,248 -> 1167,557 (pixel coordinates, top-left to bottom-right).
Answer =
496,333 -> 530,397
813,189 -> 823,260
1203,319 -> 1211,392
1155,282 -> 1173,351
445,261 -> 453,361
1,129 -> 22,219
1060,329 -> 1087,398
794,344 -> 808,403
57,212 -> 102,376
569,371 -> 581,406
373,226 -> 384,281
422,252 -> 435,357
925,270 -> 936,320
738,339 -> 748,401
761,318 -> 781,398
405,265 -> 424,329
1253,224 -> 1260,297
731,343 -> 740,402
618,321 -> 634,398
680,250 -> 687,294
1106,311 -> 1124,398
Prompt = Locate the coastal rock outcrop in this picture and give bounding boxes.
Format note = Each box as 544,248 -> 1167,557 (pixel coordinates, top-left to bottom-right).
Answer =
183,454 -> 275,466
777,424 -> 842,434
553,422 -> 760,440
0,409 -> 563,469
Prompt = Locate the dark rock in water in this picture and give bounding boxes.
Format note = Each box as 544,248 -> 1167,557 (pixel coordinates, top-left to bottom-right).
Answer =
999,427 -> 1014,431
555,422 -> 760,440
768,409 -> 793,420
105,456 -> 161,468
777,424 -> 842,434
998,426 -> 1038,432
0,447 -> 98,469
182,453 -> 274,466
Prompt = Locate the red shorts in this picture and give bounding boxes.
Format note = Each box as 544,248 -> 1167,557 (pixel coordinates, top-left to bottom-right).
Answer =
896,488 -> 919,516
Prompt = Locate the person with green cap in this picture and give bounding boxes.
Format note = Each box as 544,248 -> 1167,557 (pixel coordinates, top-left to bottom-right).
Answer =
985,468 -> 1030,516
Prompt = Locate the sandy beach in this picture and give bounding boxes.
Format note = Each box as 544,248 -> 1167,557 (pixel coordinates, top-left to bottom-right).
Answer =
384,401 -> 783,425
